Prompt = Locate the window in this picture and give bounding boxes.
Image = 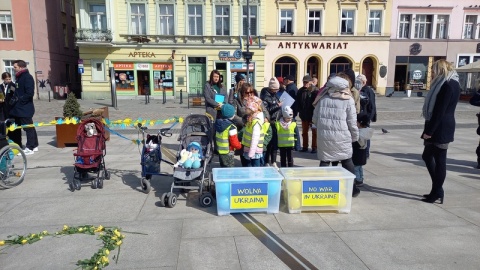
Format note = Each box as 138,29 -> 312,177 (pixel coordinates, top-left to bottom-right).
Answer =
130,3 -> 146,35
308,10 -> 322,34
399,14 -> 411,38
280,9 -> 294,34
414,15 -> 432,39
341,10 -> 355,35
242,6 -> 257,36
159,4 -> 174,35
89,4 -> 107,30
60,0 -> 65,13
91,60 -> 105,81
368,10 -> 382,34
436,15 -> 448,39
3,60 -> 15,81
0,12 -> 13,39
63,24 -> 68,47
215,5 -> 230,36
188,5 -> 203,35
464,15 -> 477,39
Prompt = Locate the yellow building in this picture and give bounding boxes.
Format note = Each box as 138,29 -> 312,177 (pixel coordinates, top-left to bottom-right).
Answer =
74,0 -> 266,99
263,0 -> 392,95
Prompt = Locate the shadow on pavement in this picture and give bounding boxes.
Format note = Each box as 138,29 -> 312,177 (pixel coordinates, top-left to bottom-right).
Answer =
362,184 -> 423,201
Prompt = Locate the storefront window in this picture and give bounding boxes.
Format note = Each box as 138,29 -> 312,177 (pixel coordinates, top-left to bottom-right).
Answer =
408,56 -> 429,88
153,63 -> 174,95
113,62 -> 135,91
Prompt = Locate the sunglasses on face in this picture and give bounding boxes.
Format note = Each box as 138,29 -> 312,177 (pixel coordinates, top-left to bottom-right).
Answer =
245,91 -> 254,95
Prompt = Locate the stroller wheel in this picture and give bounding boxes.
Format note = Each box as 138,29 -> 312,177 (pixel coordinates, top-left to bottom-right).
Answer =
104,170 -> 110,180
91,179 -> 98,189
97,178 -> 104,189
166,192 -> 177,208
199,193 -> 214,208
68,180 -> 75,192
159,193 -> 167,207
74,179 -> 81,190
141,178 -> 151,194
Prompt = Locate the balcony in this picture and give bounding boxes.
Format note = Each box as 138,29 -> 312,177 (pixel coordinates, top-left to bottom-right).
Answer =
76,28 -> 112,42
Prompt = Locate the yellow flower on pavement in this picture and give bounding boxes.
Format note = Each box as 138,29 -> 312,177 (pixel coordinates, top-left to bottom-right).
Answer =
42,230 -> 48,235
94,225 -> 104,232
111,236 -> 118,240
31,234 -> 36,237
101,256 -> 109,264
121,234 -> 125,239
0,240 -> 5,246
39,236 -> 43,239
104,249 -> 110,255
115,240 -> 122,246
114,229 -> 121,237
21,239 -> 27,244
63,225 -> 69,231
78,228 -> 83,232
94,267 -> 98,270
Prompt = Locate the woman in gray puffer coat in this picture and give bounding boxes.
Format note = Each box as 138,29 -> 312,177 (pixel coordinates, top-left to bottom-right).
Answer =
313,76 -> 360,196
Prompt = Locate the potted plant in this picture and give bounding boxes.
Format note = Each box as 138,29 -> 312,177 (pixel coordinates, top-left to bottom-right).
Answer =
56,93 -> 83,147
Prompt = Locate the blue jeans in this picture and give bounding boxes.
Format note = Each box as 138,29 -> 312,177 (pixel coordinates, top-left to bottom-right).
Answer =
247,158 -> 261,167
354,165 -> 363,182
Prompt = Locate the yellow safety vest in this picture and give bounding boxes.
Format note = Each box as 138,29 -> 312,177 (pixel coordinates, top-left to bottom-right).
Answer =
242,119 -> 265,150
275,121 -> 296,147
216,124 -> 233,154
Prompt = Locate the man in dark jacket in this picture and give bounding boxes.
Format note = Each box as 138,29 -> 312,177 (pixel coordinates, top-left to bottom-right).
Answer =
284,75 -> 301,150
9,60 -> 39,155
262,78 -> 282,166
296,75 -> 318,153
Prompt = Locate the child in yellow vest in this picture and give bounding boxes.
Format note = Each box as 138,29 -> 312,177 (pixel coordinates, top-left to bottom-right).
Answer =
241,97 -> 265,167
275,106 -> 296,167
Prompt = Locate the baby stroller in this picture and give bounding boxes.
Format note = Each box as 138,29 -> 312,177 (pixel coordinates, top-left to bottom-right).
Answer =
159,114 -> 215,208
137,123 -> 175,194
70,118 -> 110,191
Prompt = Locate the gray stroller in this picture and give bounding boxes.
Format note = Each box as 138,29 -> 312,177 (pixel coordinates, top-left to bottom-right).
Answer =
159,114 -> 215,208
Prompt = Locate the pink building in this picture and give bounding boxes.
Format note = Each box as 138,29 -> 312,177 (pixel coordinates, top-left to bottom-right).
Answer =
0,0 -> 80,98
387,0 -> 480,95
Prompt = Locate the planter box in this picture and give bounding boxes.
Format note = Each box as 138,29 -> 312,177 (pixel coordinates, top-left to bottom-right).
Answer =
55,107 -> 110,148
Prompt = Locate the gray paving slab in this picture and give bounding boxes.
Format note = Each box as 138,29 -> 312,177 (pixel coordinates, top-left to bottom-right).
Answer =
337,226 -> 480,270
177,237 -> 241,270
234,235 -> 290,270
273,211 -> 332,233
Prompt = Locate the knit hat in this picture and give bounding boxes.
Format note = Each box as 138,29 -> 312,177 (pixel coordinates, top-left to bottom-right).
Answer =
235,73 -> 246,83
246,97 -> 261,113
326,76 -> 349,90
302,75 -> 312,82
277,77 -> 284,85
357,113 -> 370,127
268,77 -> 280,90
221,104 -> 235,119
282,106 -> 293,118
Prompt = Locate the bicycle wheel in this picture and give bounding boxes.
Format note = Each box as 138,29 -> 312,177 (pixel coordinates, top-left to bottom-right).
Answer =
0,145 -> 27,188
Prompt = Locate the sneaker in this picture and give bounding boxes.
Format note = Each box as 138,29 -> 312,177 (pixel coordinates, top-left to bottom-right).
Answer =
23,148 -> 34,155
311,149 -> 317,154
33,147 -> 39,152
272,163 -> 279,169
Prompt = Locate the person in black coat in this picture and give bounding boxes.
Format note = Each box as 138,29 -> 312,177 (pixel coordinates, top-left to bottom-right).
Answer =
203,70 -> 228,122
296,75 -> 318,153
0,72 -> 15,121
262,78 -> 283,166
8,60 -> 39,155
469,89 -> 480,168
421,59 -> 460,204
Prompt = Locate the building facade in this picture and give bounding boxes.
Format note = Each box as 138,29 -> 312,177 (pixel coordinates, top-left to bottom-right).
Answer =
387,0 -> 480,94
262,0 -> 392,95
0,0 -> 80,98
75,0 -> 266,100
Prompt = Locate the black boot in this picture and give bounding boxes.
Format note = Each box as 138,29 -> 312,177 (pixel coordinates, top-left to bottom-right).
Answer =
477,158 -> 480,169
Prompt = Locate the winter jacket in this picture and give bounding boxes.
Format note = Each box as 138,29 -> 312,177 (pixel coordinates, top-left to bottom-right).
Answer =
360,85 -> 377,122
422,79 -> 460,144
262,89 -> 282,122
0,81 -> 15,120
352,127 -> 374,166
215,118 -> 242,152
9,69 -> 35,118
203,82 -> 227,121
296,86 -> 319,122
313,90 -> 359,162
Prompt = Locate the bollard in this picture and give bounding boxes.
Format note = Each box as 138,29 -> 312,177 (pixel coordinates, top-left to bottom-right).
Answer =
162,88 -> 166,104
145,93 -> 148,105
48,91 -> 51,102
179,89 -> 183,104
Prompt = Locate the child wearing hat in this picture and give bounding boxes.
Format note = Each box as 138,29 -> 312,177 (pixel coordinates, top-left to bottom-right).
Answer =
215,104 -> 242,167
352,113 -> 374,186
275,106 -> 296,167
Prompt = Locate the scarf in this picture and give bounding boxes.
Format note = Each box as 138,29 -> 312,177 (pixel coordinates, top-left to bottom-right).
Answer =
15,68 -> 28,78
279,118 -> 291,130
422,70 -> 459,121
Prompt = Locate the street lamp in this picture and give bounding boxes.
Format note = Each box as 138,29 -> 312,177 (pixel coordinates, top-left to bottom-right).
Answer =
243,0 -> 254,83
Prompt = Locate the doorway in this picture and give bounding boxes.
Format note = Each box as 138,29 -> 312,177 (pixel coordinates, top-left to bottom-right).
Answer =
362,57 -> 374,87
137,71 -> 150,95
394,65 -> 407,91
